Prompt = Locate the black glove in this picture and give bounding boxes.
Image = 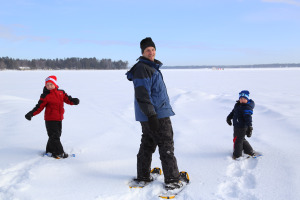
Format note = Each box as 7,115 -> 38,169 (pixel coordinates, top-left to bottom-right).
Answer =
226,117 -> 232,126
25,111 -> 33,121
246,126 -> 253,137
72,98 -> 80,105
148,114 -> 160,131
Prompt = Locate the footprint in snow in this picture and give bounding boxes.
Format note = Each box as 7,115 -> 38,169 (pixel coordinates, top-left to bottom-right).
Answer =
216,156 -> 259,199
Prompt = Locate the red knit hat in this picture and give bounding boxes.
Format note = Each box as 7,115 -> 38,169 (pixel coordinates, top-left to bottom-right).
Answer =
45,75 -> 58,88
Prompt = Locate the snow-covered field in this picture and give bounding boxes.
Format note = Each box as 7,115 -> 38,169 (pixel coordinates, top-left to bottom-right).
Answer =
1,68 -> 300,200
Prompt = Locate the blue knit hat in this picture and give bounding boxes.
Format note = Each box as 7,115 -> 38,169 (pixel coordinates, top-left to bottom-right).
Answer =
239,90 -> 250,100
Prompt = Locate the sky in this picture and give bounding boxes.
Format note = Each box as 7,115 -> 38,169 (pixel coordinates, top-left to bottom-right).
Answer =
1,0 -> 300,66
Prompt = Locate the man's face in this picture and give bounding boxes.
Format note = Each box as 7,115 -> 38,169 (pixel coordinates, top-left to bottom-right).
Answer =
142,46 -> 156,61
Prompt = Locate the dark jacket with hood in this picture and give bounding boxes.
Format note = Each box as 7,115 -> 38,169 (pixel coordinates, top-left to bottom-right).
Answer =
227,99 -> 255,128
126,57 -> 175,121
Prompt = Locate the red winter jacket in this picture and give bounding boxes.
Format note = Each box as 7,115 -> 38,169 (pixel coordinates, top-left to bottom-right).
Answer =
31,87 -> 75,121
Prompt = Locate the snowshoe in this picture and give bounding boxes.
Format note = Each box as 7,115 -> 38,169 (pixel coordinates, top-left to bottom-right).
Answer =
247,151 -> 263,158
179,171 -> 190,183
151,167 -> 162,175
159,171 -> 190,198
128,167 -> 162,188
53,153 -> 69,159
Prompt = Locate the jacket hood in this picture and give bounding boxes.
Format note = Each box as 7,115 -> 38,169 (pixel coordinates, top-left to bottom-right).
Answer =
138,56 -> 162,70
236,99 -> 255,109
247,99 -> 255,109
126,67 -> 134,81
43,86 -> 58,94
43,86 -> 50,94
126,56 -> 163,81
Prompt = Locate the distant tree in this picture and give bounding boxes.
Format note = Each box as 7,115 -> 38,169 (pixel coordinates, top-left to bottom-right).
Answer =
3,57 -> 15,70
0,59 -> 7,70
0,57 -> 128,70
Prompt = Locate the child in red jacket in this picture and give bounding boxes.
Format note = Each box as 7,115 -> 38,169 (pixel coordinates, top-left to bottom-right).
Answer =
25,75 -> 79,159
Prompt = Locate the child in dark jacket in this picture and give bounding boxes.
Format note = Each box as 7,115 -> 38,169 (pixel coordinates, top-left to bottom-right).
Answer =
25,75 -> 79,159
226,90 -> 256,159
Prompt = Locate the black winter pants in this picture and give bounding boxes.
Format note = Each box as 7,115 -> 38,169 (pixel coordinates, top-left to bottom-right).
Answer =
233,127 -> 253,158
45,121 -> 64,156
137,117 -> 179,183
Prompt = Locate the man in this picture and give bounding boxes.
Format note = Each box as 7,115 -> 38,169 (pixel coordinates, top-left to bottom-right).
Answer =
126,37 -> 182,189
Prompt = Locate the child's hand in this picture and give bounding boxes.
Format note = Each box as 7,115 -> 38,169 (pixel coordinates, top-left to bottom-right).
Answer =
25,111 -> 33,121
72,98 -> 80,105
226,117 -> 232,126
246,126 -> 253,137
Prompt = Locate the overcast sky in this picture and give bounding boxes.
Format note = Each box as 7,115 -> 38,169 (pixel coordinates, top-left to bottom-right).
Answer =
1,0 -> 300,66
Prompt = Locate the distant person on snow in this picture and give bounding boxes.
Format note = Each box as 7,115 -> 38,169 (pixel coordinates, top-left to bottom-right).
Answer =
226,90 -> 257,160
25,75 -> 79,159
126,37 -> 183,190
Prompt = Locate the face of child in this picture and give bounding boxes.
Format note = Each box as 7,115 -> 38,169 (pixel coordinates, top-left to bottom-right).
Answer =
142,46 -> 156,61
46,82 -> 56,90
239,97 -> 248,104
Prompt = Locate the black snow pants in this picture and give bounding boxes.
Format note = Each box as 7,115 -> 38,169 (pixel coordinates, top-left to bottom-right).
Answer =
137,117 -> 179,183
45,121 -> 64,156
233,127 -> 253,158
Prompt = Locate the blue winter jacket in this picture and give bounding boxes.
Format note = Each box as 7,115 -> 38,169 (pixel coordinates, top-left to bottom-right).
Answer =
227,100 -> 255,128
126,57 -> 175,121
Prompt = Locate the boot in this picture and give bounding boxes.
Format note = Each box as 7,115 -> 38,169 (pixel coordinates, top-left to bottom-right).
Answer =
165,181 -> 183,190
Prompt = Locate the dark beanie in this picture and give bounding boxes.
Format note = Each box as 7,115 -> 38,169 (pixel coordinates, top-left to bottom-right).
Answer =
140,37 -> 156,54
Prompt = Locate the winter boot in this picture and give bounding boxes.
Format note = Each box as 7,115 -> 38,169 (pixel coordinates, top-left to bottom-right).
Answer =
133,175 -> 153,183
53,152 -> 68,159
248,151 -> 262,158
165,181 -> 183,190
61,153 -> 69,158
232,154 -> 240,160
132,175 -> 154,188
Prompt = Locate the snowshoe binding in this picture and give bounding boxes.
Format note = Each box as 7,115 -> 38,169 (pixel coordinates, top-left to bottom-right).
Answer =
129,167 -> 162,188
159,171 -> 190,199
53,153 -> 69,159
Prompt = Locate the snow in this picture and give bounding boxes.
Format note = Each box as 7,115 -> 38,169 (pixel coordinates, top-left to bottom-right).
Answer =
1,68 -> 300,200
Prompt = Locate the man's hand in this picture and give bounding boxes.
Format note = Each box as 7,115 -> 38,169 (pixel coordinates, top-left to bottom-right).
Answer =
148,114 -> 159,131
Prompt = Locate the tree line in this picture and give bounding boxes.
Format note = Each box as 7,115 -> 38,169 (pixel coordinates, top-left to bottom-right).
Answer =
163,63 -> 300,69
0,57 -> 128,70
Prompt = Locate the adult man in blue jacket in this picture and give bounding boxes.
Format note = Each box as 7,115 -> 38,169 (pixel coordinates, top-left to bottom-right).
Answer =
126,37 -> 181,190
